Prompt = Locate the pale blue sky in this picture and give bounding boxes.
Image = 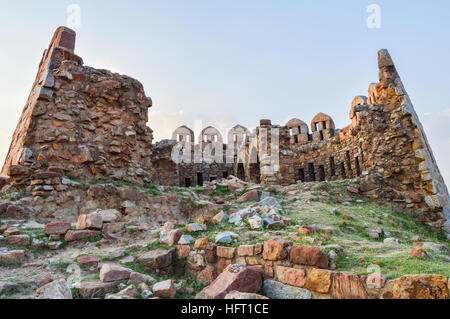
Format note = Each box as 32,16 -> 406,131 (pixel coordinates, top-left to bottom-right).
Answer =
0,0 -> 449,183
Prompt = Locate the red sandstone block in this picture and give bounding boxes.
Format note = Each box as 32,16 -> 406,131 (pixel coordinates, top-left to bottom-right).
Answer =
262,239 -> 289,261
217,247 -> 236,259
290,246 -> 329,269
8,235 -> 30,247
65,230 -> 101,242
77,255 -> 100,265
196,265 -> 263,299
44,222 -> 72,235
276,266 -> 306,288
32,172 -> 60,179
217,258 -> 232,274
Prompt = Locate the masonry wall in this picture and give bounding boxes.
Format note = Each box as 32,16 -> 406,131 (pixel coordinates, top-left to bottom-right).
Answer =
1,27 -> 154,195
176,239 -> 449,299
151,140 -> 234,187
243,50 -> 449,233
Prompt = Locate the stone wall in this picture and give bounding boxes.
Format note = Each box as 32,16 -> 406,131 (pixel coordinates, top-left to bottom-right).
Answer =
151,138 -> 234,188
177,239 -> 449,299
2,27 -> 448,235
238,50 -> 449,234
1,27 -> 154,194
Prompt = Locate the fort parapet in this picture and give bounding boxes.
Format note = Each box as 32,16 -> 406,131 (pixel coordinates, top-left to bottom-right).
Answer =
153,51 -> 450,235
1,27 -> 154,195
1,27 -> 449,236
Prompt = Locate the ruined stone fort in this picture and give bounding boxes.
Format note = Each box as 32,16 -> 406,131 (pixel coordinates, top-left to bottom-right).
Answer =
1,27 -> 449,237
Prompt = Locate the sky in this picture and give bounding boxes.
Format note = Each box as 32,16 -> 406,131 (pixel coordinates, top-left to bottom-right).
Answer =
0,0 -> 449,184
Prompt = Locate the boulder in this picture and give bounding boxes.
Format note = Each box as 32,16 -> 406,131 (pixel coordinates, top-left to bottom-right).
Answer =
185,223 -> 207,232
263,239 -> 289,261
94,209 -> 121,223
237,245 -> 255,257
138,249 -> 174,270
217,246 -> 236,259
153,280 -> 176,299
237,190 -> 259,202
35,279 -> 72,299
290,246 -> 329,269
305,268 -> 332,294
213,211 -> 229,223
196,265 -> 263,299
259,197 -> 282,209
332,272 -> 368,299
44,222 -> 72,235
129,272 -> 157,286
8,235 -> 30,247
248,215 -> 263,230
74,280 -> 119,298
215,231 -> 238,244
77,214 -> 103,230
275,266 -> 306,288
194,238 -> 211,249
106,285 -> 140,299
100,264 -> 132,282
160,229 -> 183,246
263,280 -> 311,299
77,255 -> 100,266
65,230 -> 101,242
384,238 -> 399,244
382,275 -> 448,299
178,235 -> 195,245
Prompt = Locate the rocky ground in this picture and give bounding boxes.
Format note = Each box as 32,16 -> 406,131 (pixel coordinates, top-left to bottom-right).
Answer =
0,177 -> 449,299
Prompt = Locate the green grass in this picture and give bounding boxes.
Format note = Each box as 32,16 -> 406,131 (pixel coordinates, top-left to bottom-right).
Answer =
336,251 -> 450,279
144,240 -> 174,251
245,179 -> 450,279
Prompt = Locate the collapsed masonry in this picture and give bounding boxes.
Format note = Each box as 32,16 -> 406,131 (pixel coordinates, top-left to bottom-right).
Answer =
1,27 -> 154,197
1,27 -> 449,236
152,51 -> 450,235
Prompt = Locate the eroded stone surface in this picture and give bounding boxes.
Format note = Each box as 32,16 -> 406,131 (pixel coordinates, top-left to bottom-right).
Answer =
196,265 -> 263,299
382,275 -> 449,299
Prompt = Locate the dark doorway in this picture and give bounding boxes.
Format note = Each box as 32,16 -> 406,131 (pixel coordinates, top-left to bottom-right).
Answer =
249,161 -> 261,184
318,165 -> 325,181
340,162 -> 346,178
308,163 -> 316,182
197,173 -> 204,186
296,168 -> 305,183
355,156 -> 361,177
223,172 -> 229,179
185,178 -> 191,188
319,131 -> 324,141
237,163 -> 245,181
346,151 -> 352,171
330,157 -> 336,176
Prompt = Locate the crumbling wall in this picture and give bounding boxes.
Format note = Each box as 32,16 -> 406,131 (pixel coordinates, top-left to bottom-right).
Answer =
151,128 -> 234,187
1,27 -> 154,196
244,50 -> 449,233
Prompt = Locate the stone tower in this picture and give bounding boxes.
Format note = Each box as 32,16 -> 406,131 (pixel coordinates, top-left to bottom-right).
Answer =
1,27 -> 154,194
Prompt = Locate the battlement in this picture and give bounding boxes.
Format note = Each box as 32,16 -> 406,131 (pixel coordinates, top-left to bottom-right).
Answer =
1,27 -> 154,194
152,49 -> 449,234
